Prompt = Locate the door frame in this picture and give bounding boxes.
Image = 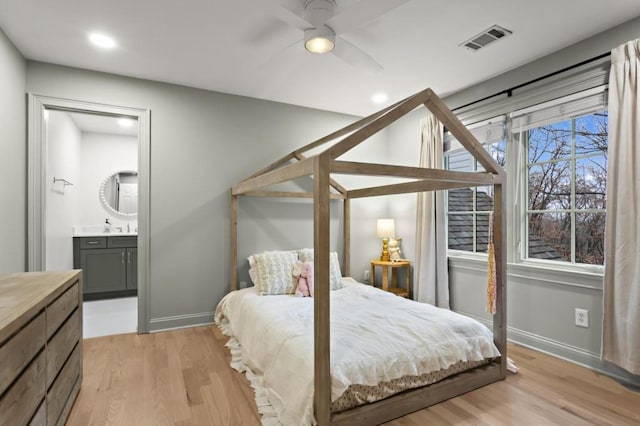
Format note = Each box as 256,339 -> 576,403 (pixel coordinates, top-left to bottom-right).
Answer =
27,94 -> 151,333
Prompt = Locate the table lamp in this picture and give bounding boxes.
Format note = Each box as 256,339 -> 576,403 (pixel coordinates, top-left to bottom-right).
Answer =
377,219 -> 395,261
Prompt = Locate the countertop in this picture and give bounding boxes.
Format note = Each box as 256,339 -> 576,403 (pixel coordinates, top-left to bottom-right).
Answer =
72,225 -> 137,237
73,232 -> 138,237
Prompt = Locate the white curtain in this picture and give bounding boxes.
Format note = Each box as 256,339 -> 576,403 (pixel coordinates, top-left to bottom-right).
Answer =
414,113 -> 449,308
602,39 -> 640,375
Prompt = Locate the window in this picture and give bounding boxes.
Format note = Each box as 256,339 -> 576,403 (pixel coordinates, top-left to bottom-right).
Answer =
513,86 -> 608,266
445,118 -> 506,253
445,86 -> 608,269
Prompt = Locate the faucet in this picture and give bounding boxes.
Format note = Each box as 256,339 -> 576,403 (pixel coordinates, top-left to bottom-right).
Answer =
127,223 -> 131,233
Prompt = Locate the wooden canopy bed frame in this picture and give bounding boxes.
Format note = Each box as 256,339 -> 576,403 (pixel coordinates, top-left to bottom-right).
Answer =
229,88 -> 506,425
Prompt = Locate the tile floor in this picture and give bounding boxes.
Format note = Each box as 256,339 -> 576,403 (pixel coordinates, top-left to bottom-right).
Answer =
83,296 -> 137,339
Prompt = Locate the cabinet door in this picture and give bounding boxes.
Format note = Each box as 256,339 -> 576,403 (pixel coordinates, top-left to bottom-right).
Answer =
80,248 -> 127,293
126,248 -> 138,290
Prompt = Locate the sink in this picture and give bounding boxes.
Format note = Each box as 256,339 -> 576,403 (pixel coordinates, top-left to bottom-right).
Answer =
73,225 -> 137,237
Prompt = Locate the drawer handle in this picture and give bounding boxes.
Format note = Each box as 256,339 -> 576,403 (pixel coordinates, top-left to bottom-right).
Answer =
127,252 -> 131,264
122,252 -> 125,264
88,241 -> 100,245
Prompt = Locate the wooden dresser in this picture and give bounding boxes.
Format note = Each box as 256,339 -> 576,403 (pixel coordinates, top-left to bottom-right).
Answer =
0,270 -> 83,426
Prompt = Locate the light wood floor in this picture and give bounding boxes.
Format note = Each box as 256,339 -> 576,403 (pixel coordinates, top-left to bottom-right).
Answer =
67,325 -> 640,425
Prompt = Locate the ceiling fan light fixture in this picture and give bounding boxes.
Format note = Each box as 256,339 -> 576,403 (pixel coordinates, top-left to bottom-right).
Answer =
304,26 -> 335,54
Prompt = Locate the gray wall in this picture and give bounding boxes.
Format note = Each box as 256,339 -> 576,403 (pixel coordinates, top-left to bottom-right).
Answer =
387,17 -> 640,385
26,61 -> 387,330
446,16 -> 640,110
0,28 -> 26,273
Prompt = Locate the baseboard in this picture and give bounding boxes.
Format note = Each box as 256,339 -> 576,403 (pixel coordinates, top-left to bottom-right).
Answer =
458,310 -> 640,388
148,311 -> 214,333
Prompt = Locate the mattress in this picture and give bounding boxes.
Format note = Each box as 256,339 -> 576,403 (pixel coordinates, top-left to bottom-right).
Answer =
215,277 -> 500,425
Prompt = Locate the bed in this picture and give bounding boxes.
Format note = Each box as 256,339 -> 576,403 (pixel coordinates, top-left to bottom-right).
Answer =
228,88 -> 507,425
216,277 -> 500,425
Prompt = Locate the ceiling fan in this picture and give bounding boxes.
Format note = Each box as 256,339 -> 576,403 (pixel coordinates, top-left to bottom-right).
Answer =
255,0 -> 410,72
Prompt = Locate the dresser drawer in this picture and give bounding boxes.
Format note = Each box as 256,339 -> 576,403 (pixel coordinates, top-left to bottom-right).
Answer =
0,351 -> 46,426
0,311 -> 45,396
79,237 -> 107,249
107,236 -> 137,248
47,343 -> 81,426
46,309 -> 80,388
46,281 -> 79,340
0,271 -> 83,426
29,401 -> 46,426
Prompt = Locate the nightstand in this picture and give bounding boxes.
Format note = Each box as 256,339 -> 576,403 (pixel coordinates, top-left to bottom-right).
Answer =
370,259 -> 411,298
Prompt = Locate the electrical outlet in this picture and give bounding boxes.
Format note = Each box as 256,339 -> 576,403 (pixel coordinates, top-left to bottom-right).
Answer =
575,308 -> 589,328
364,270 -> 370,282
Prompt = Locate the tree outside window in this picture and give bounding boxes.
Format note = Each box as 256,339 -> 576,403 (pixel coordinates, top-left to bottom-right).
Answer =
525,110 -> 608,265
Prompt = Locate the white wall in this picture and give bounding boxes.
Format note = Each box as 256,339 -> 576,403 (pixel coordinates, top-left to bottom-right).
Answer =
45,116 -> 137,270
77,132 -> 137,226
46,111 -> 81,271
0,28 -> 26,273
25,61 -> 390,330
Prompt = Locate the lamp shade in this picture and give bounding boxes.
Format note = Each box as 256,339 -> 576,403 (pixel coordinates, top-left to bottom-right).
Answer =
376,219 -> 395,239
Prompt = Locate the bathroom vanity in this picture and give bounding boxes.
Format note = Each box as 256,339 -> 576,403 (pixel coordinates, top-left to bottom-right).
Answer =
72,235 -> 137,300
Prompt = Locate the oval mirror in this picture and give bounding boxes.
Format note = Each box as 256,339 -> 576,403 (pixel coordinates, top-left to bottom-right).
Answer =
99,170 -> 138,219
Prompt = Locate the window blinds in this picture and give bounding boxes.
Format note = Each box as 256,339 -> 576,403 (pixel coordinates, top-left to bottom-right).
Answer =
444,115 -> 505,152
510,85 -> 607,132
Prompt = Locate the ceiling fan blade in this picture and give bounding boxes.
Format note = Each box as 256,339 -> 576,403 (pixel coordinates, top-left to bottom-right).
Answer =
250,0 -> 311,31
271,1 -> 312,31
332,37 -> 383,73
242,16 -> 291,45
327,0 -> 411,34
259,38 -> 304,69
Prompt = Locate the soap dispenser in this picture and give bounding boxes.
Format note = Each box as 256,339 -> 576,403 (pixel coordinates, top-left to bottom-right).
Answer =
104,218 -> 112,233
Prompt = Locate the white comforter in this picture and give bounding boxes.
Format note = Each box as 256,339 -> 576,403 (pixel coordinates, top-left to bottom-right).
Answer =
214,278 -> 500,425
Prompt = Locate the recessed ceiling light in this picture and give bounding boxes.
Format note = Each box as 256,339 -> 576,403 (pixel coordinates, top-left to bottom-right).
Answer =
89,33 -> 117,49
118,118 -> 134,128
372,93 -> 388,104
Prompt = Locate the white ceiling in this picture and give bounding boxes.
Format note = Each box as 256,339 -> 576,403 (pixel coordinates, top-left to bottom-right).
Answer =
2,0 -> 639,116
65,111 -> 138,136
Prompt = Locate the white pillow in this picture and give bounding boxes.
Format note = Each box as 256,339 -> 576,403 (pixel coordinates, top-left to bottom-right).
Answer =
297,249 -> 344,290
247,255 -> 260,289
253,251 -> 298,295
248,268 -> 260,289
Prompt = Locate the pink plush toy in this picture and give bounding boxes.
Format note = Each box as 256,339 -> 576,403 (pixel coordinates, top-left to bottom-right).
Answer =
292,261 -> 314,297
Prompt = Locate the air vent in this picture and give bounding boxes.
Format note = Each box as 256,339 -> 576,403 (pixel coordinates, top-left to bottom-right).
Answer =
460,25 -> 512,52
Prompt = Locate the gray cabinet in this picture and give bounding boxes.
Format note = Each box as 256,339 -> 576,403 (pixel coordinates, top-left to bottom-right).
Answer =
80,248 -> 126,293
126,248 -> 137,290
73,236 -> 137,300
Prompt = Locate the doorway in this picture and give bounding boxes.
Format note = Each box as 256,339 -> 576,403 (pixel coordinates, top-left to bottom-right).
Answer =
27,95 -> 151,334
